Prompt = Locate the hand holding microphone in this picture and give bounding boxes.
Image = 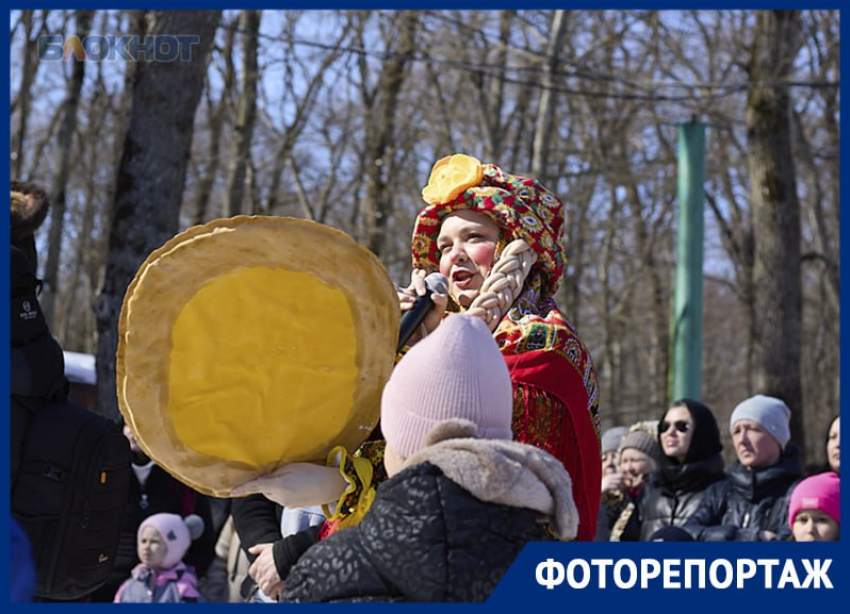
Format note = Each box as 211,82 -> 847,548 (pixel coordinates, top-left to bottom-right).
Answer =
397,270 -> 448,351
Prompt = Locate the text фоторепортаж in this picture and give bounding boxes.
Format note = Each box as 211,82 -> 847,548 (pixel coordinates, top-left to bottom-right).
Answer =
535,558 -> 833,590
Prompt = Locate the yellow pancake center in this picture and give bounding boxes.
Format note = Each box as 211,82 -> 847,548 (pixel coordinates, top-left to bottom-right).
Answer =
168,266 -> 357,467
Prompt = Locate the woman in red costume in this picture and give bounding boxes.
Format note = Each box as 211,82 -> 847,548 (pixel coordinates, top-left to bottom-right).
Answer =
399,153 -> 601,540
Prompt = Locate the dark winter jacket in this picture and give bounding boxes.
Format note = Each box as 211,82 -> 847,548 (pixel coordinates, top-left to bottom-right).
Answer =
683,446 -> 804,541
283,420 -> 578,603
637,453 -> 725,541
283,462 -> 547,602
87,461 -> 217,602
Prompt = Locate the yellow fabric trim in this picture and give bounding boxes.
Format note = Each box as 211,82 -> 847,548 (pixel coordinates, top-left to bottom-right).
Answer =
322,446 -> 377,529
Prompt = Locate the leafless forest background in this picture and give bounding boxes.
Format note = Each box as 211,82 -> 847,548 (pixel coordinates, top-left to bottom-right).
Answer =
9,10 -> 840,466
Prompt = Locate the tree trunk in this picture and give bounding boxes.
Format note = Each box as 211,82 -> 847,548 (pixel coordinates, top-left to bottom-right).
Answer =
193,15 -> 238,225
746,10 -> 805,456
92,10 -> 144,308
95,11 -> 221,421
11,10 -> 43,179
56,64 -> 110,348
41,10 -> 94,328
222,10 -> 261,217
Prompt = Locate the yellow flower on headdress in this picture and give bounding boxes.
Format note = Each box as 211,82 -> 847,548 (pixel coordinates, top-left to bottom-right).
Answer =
421,154 -> 484,205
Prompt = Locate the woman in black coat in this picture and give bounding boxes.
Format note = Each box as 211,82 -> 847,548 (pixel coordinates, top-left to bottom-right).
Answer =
637,399 -> 725,541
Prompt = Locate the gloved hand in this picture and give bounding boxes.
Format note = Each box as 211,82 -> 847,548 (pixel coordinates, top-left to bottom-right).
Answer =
231,462 -> 348,508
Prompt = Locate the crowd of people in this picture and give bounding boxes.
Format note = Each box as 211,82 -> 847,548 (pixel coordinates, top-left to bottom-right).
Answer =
598,401 -> 840,544
10,156 -> 841,604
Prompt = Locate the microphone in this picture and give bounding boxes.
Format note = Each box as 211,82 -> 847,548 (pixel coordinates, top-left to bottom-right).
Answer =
397,272 -> 448,352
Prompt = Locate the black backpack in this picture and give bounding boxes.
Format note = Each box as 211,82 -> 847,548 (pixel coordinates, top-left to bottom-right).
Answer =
10,245 -> 132,600
11,396 -> 132,600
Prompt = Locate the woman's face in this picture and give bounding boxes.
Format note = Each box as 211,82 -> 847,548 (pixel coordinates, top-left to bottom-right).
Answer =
437,210 -> 500,308
792,509 -> 840,542
732,419 -> 781,469
601,450 -> 619,476
138,526 -> 168,568
619,448 -> 656,489
659,405 -> 694,463
827,416 -> 840,473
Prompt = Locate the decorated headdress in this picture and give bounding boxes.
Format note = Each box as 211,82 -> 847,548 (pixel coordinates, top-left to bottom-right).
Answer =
412,154 -> 565,298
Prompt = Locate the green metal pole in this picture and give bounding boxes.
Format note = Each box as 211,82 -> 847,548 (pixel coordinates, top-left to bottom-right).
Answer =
670,121 -> 706,402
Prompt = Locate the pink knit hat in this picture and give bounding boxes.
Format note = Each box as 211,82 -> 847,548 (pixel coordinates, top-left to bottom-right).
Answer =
788,471 -> 840,528
381,315 -> 513,459
138,513 -> 204,570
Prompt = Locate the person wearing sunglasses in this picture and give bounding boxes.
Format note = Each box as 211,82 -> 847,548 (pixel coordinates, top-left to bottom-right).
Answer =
635,400 -> 725,541
683,395 -> 803,541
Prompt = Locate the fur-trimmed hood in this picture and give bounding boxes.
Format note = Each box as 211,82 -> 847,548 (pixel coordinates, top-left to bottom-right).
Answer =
404,418 -> 579,540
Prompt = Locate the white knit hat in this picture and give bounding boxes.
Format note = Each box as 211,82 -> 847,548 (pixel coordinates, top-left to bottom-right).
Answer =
138,513 -> 204,570
380,315 -> 513,459
729,394 -> 791,450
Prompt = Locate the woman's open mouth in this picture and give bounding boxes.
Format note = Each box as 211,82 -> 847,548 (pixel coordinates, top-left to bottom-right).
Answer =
452,270 -> 475,289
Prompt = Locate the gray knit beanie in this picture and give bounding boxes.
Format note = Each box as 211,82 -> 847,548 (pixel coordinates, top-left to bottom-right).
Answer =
618,429 -> 663,465
601,426 -> 628,455
729,394 -> 791,449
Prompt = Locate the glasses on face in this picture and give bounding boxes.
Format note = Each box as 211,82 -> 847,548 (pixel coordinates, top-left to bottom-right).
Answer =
658,420 -> 691,434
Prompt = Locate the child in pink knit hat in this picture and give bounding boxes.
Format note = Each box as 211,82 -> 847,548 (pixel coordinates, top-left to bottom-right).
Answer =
788,472 -> 840,542
114,513 -> 205,603
281,315 -> 579,602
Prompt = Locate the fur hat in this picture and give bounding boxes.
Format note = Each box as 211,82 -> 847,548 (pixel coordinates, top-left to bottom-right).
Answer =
788,471 -> 840,528
138,513 -> 205,570
730,395 -> 791,450
11,181 -> 49,271
618,421 -> 663,465
412,154 -> 565,296
381,315 -> 513,459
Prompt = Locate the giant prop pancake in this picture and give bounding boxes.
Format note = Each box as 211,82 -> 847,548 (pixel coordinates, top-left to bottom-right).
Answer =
116,216 -> 399,497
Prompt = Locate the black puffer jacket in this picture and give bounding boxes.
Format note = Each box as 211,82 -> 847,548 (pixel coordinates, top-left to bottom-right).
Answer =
283,462 -> 550,602
683,446 -> 803,541
637,453 -> 725,541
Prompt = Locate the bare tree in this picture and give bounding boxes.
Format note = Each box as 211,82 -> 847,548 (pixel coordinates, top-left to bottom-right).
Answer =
11,10 -> 48,179
260,14 -> 351,217
356,11 -> 418,257
191,15 -> 238,225
746,10 -> 805,454
9,9 -> 836,459
222,10 -> 260,217
41,10 -> 94,327
530,10 -> 568,185
95,11 -> 221,421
